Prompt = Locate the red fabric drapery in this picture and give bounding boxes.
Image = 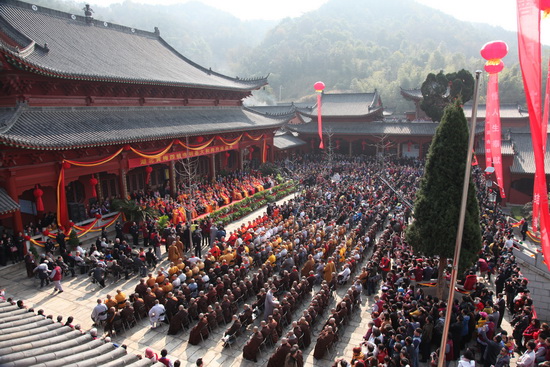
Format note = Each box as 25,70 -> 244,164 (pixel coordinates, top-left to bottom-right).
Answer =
517,0 -> 550,270
56,134 -> 268,226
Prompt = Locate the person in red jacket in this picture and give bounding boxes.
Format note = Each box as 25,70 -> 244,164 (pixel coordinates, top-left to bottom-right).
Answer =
50,264 -> 63,293
462,271 -> 477,291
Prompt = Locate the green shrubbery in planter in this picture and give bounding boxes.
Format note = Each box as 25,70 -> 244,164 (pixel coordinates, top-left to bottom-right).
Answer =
205,180 -> 297,225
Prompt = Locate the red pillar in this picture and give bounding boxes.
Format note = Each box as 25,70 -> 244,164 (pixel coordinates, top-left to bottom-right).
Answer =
6,170 -> 25,253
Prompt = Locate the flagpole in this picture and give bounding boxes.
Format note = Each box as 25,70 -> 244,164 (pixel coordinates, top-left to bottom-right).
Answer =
436,70 -> 482,367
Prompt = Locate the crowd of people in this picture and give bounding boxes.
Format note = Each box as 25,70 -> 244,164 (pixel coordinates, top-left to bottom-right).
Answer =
5,154 -> 548,367
130,171 -> 277,222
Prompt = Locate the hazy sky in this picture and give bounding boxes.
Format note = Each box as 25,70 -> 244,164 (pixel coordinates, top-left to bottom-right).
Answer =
88,0 -> 519,31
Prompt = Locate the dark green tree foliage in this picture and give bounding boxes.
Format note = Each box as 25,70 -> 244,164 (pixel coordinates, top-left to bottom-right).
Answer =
406,101 -> 481,271
420,69 -> 474,122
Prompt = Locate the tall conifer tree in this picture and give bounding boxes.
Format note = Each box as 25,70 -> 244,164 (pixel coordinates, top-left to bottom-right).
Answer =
406,101 -> 481,291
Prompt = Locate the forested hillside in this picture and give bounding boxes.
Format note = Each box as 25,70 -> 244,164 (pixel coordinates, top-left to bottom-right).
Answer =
236,0 -> 527,111
39,0 -> 529,112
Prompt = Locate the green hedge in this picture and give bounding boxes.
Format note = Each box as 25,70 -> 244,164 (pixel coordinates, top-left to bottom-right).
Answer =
208,181 -> 296,226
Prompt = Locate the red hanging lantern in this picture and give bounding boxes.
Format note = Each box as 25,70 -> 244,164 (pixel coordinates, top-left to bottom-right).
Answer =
361,140 -> 367,151
42,229 -> 50,237
407,141 -> 412,152
33,185 -> 44,212
484,61 -> 505,74
196,136 -> 204,144
145,166 -> 153,184
335,139 -> 341,150
89,175 -> 98,198
480,41 -> 508,76
314,81 -> 326,92
62,162 -> 71,169
480,41 -> 508,63
248,147 -> 254,160
123,144 -> 131,151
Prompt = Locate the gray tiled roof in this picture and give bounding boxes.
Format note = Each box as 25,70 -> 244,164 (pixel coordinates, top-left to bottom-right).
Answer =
0,187 -> 19,215
400,88 -> 423,101
245,104 -> 296,116
510,133 -> 550,174
0,105 -> 287,149
288,121 -> 438,136
463,103 -> 528,119
273,133 -> 306,150
475,140 -> 515,156
0,0 -> 266,90
305,93 -> 382,117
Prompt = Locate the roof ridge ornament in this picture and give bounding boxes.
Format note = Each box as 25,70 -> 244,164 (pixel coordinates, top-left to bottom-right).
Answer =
154,27 -> 160,36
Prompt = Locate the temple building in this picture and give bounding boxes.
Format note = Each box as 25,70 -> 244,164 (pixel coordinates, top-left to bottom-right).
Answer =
285,91 -> 438,159
251,87 -> 541,205
0,0 -> 288,233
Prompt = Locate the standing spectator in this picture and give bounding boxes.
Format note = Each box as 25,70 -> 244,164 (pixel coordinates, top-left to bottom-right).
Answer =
264,287 -> 279,321
130,222 -> 139,247
520,219 -> 528,241
24,252 -> 36,278
115,221 -> 123,241
34,261 -> 50,288
50,263 -> 63,293
200,220 -> 210,247
517,341 -> 537,367
56,231 -> 66,253
192,227 -> 202,258
494,347 -> 511,367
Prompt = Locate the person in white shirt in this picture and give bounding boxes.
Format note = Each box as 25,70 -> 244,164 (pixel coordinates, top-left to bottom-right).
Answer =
338,264 -> 351,284
91,298 -> 108,325
517,341 -> 537,367
148,300 -> 166,328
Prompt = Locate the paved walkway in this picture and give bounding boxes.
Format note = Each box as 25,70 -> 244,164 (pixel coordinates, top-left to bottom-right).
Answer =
0,192 -> 517,367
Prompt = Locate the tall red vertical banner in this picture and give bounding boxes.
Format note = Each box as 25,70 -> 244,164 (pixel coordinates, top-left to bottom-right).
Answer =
57,166 -> 69,229
317,94 -> 324,149
314,81 -> 325,149
485,119 -> 493,169
486,73 -> 506,198
517,0 -> 550,270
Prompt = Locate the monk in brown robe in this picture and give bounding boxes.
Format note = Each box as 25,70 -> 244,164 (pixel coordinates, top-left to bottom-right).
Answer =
267,337 -> 292,367
188,313 -> 209,345
167,305 -> 188,335
298,317 -> 311,347
243,326 -> 263,362
313,325 -> 336,359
